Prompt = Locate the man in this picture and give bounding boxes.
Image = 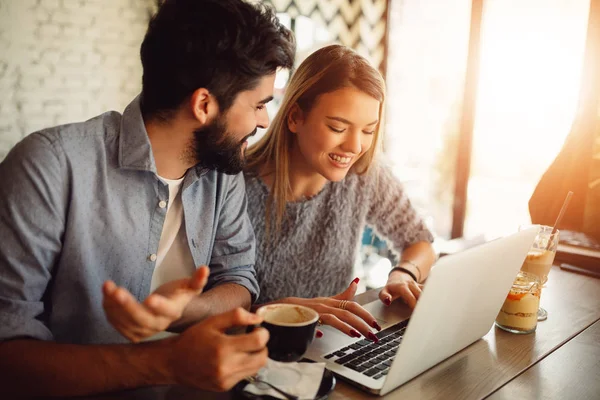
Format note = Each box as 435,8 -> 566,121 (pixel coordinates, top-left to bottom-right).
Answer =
529,117 -> 600,242
0,0 -> 295,396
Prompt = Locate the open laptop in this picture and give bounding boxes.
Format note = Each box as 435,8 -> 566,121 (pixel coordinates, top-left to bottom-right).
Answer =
304,227 -> 538,396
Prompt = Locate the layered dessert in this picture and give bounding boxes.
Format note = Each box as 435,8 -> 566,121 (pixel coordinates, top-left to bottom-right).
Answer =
496,272 -> 541,333
520,249 -> 555,283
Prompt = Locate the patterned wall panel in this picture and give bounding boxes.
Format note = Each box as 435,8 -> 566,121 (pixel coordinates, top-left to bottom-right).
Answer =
263,0 -> 389,75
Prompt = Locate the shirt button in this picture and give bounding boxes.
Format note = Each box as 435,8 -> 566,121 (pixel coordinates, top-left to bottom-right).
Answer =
158,200 -> 167,209
149,253 -> 157,262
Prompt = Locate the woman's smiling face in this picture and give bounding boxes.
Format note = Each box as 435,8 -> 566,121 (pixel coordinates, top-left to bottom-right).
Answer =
288,86 -> 380,182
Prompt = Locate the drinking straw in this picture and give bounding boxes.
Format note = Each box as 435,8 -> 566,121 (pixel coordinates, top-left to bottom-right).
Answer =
547,191 -> 573,249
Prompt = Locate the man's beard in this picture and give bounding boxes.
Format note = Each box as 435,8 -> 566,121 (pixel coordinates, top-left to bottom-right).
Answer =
192,115 -> 257,175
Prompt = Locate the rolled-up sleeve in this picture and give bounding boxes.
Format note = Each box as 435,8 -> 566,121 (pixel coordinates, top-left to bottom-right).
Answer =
0,132 -> 66,341
207,173 -> 259,302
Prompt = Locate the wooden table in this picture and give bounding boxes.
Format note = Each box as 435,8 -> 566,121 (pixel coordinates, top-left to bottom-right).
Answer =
487,320 -> 600,400
78,265 -> 600,400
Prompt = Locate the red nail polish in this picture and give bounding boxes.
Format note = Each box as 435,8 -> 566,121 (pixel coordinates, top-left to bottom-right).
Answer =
368,332 -> 379,343
352,277 -> 360,284
350,329 -> 361,338
316,331 -> 323,338
372,321 -> 382,331
384,297 -> 391,306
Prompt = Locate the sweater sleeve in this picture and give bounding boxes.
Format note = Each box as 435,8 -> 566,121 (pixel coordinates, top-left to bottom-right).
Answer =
365,164 -> 434,255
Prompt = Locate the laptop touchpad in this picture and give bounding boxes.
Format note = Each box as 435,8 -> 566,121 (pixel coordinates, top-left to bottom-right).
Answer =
361,298 -> 412,329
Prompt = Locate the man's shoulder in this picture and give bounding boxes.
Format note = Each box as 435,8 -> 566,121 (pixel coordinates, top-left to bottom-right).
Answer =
35,110 -> 123,148
194,169 -> 246,197
2,111 -> 121,167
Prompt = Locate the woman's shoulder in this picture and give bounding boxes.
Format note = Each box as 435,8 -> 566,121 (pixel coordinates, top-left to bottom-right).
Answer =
243,171 -> 268,201
243,170 -> 262,187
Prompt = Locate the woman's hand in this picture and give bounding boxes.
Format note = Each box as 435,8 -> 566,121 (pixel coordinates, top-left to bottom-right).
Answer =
277,278 -> 381,342
102,266 -> 209,342
379,270 -> 423,309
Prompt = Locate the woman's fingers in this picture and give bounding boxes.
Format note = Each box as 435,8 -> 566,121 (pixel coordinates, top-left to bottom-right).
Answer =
343,300 -> 381,331
319,313 -> 363,339
322,298 -> 380,331
379,286 -> 393,306
281,295 -> 379,341
408,280 -> 422,301
331,277 -> 359,301
316,305 -> 377,341
383,279 -> 424,308
397,284 -> 418,309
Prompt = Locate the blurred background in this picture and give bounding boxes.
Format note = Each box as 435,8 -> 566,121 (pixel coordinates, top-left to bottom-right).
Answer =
1,0 -> 598,288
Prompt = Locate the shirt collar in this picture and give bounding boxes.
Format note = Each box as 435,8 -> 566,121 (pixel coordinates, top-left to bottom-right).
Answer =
117,95 -> 208,183
118,95 -> 157,173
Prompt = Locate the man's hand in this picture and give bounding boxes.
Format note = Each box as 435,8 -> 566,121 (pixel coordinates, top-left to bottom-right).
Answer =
170,308 -> 269,391
379,270 -> 423,309
0,308 -> 267,397
275,278 -> 381,341
102,266 -> 209,342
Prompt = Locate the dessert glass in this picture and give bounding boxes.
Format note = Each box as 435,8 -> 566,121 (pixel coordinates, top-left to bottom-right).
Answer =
519,225 -> 558,321
495,271 -> 541,334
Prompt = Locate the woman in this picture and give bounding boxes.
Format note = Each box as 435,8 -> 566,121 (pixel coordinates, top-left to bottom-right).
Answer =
245,44 -> 436,341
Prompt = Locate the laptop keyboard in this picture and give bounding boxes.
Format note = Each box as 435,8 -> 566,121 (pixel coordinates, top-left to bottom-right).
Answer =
323,319 -> 409,380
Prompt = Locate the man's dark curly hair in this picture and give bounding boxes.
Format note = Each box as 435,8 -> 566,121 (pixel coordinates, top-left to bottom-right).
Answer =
140,0 -> 296,120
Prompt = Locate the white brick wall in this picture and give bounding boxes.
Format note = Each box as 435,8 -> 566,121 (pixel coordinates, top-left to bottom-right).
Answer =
0,0 -> 154,160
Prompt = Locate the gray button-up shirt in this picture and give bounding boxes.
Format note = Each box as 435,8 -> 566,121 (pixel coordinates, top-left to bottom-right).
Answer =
0,96 -> 258,344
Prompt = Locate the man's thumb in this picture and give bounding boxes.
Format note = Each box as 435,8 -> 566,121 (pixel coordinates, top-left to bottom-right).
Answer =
188,265 -> 210,291
211,307 -> 263,332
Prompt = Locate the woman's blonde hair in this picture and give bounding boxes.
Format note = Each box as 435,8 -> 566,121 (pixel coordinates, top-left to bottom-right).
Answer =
246,44 -> 386,234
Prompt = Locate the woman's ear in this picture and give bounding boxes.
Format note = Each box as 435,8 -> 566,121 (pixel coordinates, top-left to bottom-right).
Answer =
287,103 -> 305,133
190,88 -> 217,125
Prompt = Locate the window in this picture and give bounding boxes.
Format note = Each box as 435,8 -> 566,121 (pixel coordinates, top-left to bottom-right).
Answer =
385,0 -> 590,241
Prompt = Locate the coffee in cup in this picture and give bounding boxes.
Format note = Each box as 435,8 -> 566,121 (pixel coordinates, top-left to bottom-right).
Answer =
254,304 -> 319,362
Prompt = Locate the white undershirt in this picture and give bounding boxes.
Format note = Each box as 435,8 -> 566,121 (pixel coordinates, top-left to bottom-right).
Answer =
145,176 -> 196,341
150,176 -> 196,292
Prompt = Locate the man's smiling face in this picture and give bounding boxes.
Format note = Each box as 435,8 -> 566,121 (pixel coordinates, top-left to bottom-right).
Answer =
192,73 -> 275,174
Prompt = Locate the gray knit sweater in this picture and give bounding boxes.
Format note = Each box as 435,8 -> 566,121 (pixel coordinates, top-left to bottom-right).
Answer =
244,163 -> 434,304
